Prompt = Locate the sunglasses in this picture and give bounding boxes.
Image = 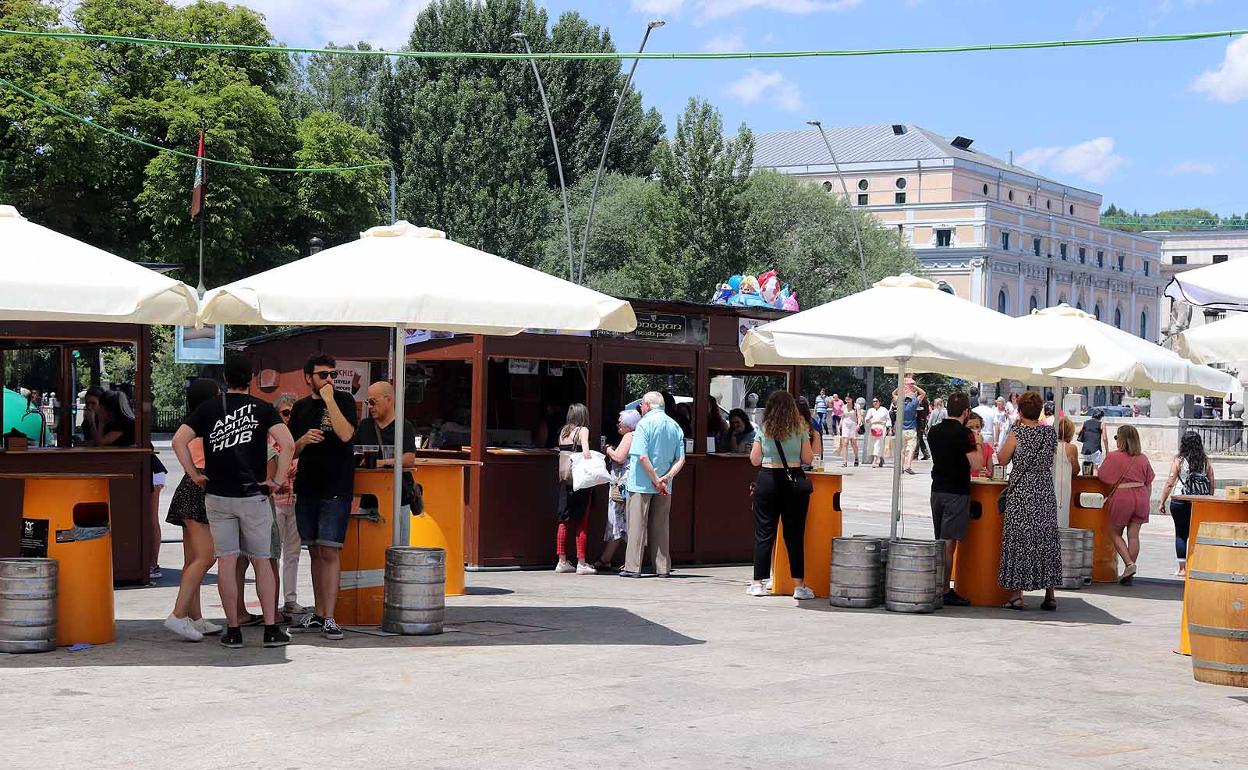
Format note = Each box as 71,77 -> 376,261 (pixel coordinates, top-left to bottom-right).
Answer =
366,398 -> 385,406
313,370 -> 339,380
279,409 -> 292,417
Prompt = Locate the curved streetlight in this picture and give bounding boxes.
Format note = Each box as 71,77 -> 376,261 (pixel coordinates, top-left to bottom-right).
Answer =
807,119 -> 878,518
577,19 -> 665,285
513,31 -> 574,283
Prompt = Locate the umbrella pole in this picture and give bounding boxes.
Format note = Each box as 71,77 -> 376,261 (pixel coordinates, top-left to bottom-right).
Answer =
392,324 -> 408,548
1055,377 -> 1064,419
889,357 -> 908,541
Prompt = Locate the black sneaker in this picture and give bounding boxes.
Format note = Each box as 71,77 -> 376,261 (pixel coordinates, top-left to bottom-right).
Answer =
322,618 -> 344,641
263,625 -> 291,648
943,590 -> 971,607
294,614 -> 324,634
220,627 -> 244,649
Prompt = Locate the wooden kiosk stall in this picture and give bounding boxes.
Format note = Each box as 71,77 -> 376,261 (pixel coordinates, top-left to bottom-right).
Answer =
0,322 -> 156,585
234,299 -> 809,570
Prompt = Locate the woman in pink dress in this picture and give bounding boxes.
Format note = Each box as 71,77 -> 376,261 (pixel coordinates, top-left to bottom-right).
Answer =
1096,425 -> 1155,584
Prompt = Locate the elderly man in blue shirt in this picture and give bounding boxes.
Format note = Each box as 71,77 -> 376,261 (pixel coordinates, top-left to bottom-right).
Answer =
621,391 -> 687,578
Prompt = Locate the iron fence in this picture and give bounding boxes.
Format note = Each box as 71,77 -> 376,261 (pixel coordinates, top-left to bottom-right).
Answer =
1180,419 -> 1246,455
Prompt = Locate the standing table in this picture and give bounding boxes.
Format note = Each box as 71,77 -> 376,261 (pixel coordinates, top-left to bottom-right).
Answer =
772,470 -> 844,598
1069,475 -> 1118,583
1172,492 -> 1248,656
953,478 -> 1012,607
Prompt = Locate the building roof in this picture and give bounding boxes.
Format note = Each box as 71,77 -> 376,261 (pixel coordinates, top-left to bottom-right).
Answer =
753,124 -> 1075,190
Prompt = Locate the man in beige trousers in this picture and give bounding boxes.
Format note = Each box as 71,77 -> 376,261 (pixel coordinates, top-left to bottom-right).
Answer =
620,392 -> 687,578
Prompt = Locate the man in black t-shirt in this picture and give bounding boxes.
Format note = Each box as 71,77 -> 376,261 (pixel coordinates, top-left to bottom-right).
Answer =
173,355 -> 294,649
926,391 -> 984,607
356,382 -> 418,533
287,353 -> 358,641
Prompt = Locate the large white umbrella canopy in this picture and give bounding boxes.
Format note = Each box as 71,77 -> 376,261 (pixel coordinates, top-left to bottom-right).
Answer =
199,221 -> 637,548
1164,258 -> 1248,311
0,205 -> 199,324
741,273 -> 1090,540
199,221 -> 636,332
741,273 -> 1089,379
1174,312 -> 1248,365
1015,304 -> 1236,396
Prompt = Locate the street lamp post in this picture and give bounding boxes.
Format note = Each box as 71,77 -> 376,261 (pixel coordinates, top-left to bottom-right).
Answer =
807,119 -> 877,472
577,19 -> 664,285
512,31 -> 574,284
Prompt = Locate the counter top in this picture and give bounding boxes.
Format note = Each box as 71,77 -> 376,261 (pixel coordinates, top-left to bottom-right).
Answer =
0,447 -> 154,455
0,472 -> 135,480
971,477 -> 1008,487
1173,491 -> 1248,504
354,459 -> 481,470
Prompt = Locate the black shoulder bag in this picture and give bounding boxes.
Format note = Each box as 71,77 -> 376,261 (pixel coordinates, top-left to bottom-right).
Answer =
373,419 -> 423,514
774,437 -> 814,496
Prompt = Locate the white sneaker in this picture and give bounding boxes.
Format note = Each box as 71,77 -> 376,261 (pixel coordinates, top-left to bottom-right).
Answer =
192,618 -> 223,636
793,586 -> 816,600
164,614 -> 203,642
576,561 -> 596,575
763,578 -> 773,591
746,583 -> 767,597
554,559 -> 576,574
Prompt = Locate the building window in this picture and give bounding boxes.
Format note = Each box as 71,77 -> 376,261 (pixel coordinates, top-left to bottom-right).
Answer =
1069,204 -> 1075,215
982,183 -> 989,195
1001,232 -> 1010,251
857,179 -> 868,191
895,192 -> 907,204
1144,261 -> 1150,276
1094,303 -> 1102,320
1033,237 -> 1042,257
1097,250 -> 1105,268
1172,255 -> 1188,265
997,288 -> 1010,315
1076,301 -> 1085,312
1059,294 -> 1067,305
857,193 -> 868,206
1059,244 -> 1067,260
1029,295 -> 1038,313
1078,247 -> 1086,264
1008,190 -> 1015,202
1117,254 -> 1125,271
936,228 -> 952,247
1140,311 -> 1148,340
895,177 -> 907,190
1114,307 -> 1122,329
1046,199 -> 1052,210
1028,195 -> 1033,206
1213,254 -> 1229,264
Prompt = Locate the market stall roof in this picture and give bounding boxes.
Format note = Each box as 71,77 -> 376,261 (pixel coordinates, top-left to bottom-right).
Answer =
199,221 -> 636,334
1174,311 -> 1248,366
1015,305 -> 1235,396
740,273 -> 1089,380
1164,257 -> 1248,311
0,205 -> 199,324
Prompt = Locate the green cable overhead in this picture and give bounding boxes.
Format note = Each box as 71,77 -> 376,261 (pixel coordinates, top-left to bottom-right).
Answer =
0,27 -> 1244,61
0,75 -> 389,173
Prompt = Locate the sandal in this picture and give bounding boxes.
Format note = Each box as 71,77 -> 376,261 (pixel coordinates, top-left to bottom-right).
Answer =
1003,598 -> 1026,611
1040,598 -> 1057,612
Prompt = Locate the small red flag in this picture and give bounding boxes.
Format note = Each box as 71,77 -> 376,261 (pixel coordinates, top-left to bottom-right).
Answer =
190,130 -> 205,219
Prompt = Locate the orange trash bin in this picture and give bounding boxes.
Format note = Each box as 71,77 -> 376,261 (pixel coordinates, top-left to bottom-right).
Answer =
5,472 -> 128,646
773,471 -> 843,598
953,478 -> 1012,607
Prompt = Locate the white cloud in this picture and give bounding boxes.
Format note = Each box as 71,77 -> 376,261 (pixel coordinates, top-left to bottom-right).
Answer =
1191,37 -> 1248,103
1170,160 -> 1217,175
181,0 -> 430,50
703,30 -> 746,52
1076,7 -> 1108,34
631,0 -> 687,14
632,0 -> 861,21
1016,137 -> 1126,184
727,68 -> 802,111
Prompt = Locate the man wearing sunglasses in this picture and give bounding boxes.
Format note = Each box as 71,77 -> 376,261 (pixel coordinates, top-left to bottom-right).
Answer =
288,353 -> 358,641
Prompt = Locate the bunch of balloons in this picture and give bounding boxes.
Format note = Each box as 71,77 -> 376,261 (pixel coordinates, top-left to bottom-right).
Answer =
709,270 -> 799,311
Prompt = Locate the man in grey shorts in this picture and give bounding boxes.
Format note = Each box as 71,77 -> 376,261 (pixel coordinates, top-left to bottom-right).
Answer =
925,391 -> 984,607
174,355 -> 294,649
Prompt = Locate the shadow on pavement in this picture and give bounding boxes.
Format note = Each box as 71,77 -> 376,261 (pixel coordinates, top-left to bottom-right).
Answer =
794,595 -> 1130,625
1073,578 -> 1184,602
0,605 -> 703,669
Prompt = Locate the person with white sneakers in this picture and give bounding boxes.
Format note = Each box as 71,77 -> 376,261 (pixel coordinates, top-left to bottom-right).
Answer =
747,391 -> 816,600
554,403 -> 596,575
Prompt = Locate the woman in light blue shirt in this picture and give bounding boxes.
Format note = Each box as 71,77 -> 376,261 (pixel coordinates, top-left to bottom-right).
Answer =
748,391 -> 815,600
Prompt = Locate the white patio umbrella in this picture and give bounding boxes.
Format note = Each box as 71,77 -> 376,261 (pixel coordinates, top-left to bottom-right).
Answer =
0,205 -> 199,324
741,273 -> 1090,539
1173,312 -> 1248,365
200,221 -> 637,544
1015,304 -> 1236,397
1165,258 -> 1248,311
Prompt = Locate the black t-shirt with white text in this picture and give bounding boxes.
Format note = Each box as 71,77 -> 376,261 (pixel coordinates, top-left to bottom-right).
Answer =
183,392 -> 282,498
928,418 -> 978,496
289,389 -> 358,498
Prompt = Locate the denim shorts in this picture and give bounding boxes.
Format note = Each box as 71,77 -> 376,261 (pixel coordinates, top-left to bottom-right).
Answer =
295,495 -> 352,549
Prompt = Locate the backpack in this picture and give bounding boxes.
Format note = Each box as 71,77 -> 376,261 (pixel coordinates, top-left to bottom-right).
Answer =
1181,458 -> 1212,496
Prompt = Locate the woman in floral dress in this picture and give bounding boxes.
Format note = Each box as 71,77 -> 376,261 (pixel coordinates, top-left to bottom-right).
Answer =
996,391 -> 1063,611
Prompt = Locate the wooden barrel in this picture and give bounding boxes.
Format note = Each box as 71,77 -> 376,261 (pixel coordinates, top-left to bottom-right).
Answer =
885,539 -> 940,614
0,558 -> 57,653
382,547 -> 445,636
830,536 -> 888,608
1188,522 -> 1248,687
1058,528 -> 1086,590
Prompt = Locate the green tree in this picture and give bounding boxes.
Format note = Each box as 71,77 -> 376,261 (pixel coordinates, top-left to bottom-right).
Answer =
291,111 -> 389,244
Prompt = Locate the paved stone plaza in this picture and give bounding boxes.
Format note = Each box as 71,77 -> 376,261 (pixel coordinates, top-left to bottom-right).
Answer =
3,447 -> 1247,769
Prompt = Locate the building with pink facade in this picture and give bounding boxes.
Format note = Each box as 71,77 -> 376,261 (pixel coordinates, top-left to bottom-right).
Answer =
753,124 -> 1165,341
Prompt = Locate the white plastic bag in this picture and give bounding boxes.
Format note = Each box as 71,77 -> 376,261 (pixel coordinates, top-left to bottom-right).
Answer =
571,451 -> 612,491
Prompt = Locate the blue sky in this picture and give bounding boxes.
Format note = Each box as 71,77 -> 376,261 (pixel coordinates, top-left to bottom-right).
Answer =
242,0 -> 1248,215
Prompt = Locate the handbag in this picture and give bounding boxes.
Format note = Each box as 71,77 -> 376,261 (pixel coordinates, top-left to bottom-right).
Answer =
773,437 -> 814,496
857,424 -> 865,435
571,450 -> 613,491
